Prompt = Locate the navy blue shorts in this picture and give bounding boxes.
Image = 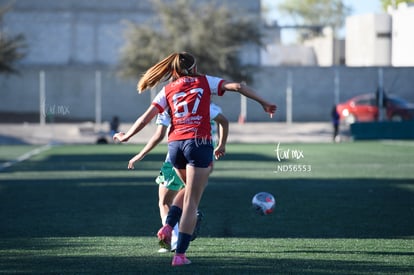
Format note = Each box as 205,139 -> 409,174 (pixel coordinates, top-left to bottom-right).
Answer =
168,139 -> 213,169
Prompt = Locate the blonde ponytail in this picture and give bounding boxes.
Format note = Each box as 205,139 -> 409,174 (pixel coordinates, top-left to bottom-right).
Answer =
137,52 -> 197,93
137,53 -> 175,93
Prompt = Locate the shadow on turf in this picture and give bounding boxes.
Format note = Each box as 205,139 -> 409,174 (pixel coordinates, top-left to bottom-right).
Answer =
0,152 -> 169,172
1,252 -> 412,274
1,148 -> 413,239
1,152 -> 277,172
1,175 -> 413,239
205,177 -> 414,239
1,146 -> 413,273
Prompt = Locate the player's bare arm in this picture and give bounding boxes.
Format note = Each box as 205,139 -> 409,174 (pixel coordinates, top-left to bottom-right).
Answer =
213,113 -> 228,160
128,125 -> 168,169
113,105 -> 159,143
221,81 -> 277,117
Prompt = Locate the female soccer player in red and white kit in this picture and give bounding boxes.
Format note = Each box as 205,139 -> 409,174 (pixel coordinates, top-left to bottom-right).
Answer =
113,52 -> 276,266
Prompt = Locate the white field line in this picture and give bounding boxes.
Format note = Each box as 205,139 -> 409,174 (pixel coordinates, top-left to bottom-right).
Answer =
0,144 -> 52,171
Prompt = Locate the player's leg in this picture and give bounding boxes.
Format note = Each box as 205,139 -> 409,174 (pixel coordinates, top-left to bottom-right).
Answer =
178,165 -> 210,234
167,171 -> 185,252
191,209 -> 204,241
157,189 -> 183,250
157,163 -> 184,223
158,185 -> 177,222
157,185 -> 178,252
157,142 -> 187,249
172,165 -> 210,266
172,140 -> 213,266
189,162 -> 215,241
163,167 -> 204,241
156,161 -> 184,251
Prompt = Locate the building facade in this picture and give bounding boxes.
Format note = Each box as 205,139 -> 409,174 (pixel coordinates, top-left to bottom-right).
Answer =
0,0 -> 261,66
346,3 -> 414,67
345,13 -> 392,66
390,3 -> 414,66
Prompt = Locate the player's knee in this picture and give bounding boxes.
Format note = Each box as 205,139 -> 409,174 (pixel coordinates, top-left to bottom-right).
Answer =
159,199 -> 169,209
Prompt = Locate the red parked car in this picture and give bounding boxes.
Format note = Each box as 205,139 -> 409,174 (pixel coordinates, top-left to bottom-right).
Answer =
336,93 -> 414,124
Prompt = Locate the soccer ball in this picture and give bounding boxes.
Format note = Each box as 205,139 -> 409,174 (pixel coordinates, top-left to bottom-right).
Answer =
252,192 -> 275,215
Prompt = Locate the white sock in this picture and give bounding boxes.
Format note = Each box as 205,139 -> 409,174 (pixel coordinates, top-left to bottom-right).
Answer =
171,224 -> 179,251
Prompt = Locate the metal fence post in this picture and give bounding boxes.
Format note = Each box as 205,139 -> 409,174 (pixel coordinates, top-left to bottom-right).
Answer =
286,70 -> 292,124
95,70 -> 102,126
334,68 -> 340,105
378,68 -> 385,121
39,70 -> 46,125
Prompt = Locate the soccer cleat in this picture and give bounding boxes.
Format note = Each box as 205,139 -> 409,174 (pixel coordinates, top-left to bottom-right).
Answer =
190,210 -> 204,241
171,253 -> 191,266
157,224 -> 172,250
157,248 -> 168,253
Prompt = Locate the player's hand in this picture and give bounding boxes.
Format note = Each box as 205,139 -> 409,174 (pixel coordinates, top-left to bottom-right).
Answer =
128,159 -> 136,170
214,145 -> 226,160
128,155 -> 141,169
113,132 -> 128,143
263,102 -> 277,118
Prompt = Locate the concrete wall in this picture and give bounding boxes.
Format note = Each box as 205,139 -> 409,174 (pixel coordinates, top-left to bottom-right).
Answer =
1,66 -> 413,123
261,45 -> 317,66
346,13 -> 392,66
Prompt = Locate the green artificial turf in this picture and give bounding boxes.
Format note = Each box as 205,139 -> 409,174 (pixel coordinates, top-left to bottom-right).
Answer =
0,142 -> 413,274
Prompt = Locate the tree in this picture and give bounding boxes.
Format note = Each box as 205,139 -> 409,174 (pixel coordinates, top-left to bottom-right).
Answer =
0,4 -> 26,74
277,0 -> 352,39
380,0 -> 414,10
118,0 -> 261,83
